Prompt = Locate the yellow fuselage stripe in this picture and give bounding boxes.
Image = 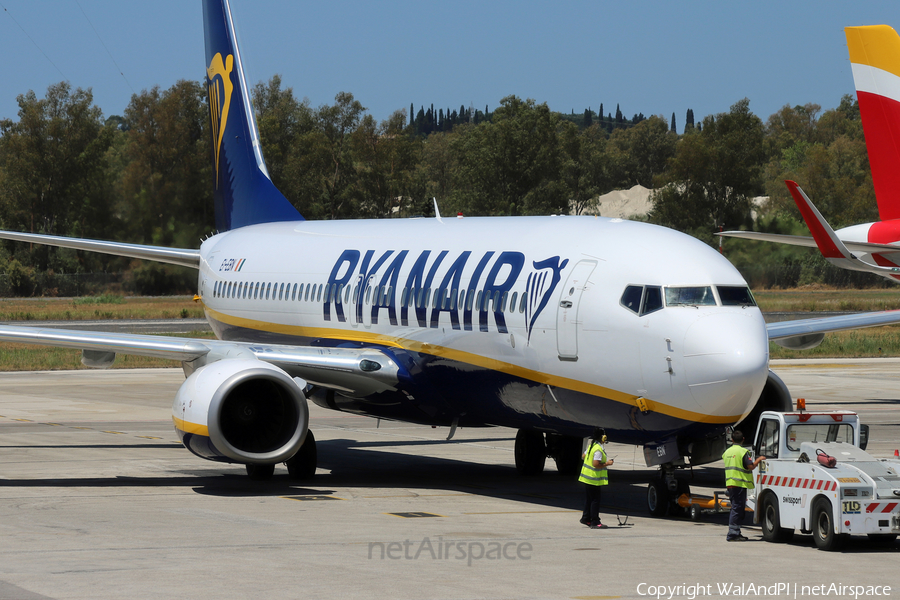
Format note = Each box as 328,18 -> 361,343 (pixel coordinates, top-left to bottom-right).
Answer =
203,306 -> 741,425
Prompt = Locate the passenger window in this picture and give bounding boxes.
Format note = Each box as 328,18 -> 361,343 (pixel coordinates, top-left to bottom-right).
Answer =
266,283 -> 271,300
317,284 -> 322,302
641,286 -> 663,315
279,283 -> 284,301
451,288 -> 458,310
519,293 -> 527,313
476,291 -> 483,311
459,290 -> 466,309
620,285 -> 642,314
467,290 -> 474,311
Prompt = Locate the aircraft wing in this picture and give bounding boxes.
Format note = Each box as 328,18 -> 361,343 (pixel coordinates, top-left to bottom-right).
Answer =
766,309 -> 900,350
0,230 -> 200,269
767,310 -> 900,340
716,230 -> 900,254
0,325 -> 399,396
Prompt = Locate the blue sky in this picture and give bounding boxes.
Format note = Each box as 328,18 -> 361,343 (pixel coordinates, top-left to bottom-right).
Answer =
1,1 -> 899,128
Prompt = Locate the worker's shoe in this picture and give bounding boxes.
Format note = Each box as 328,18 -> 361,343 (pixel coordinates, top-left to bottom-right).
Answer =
726,536 -> 747,542
590,523 -> 608,529
579,518 -> 591,526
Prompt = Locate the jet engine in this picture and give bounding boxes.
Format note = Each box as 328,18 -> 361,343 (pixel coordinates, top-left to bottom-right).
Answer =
733,369 -> 792,442
172,358 -> 309,464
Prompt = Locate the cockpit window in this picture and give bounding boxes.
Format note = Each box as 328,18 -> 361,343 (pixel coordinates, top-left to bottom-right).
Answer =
717,285 -> 756,307
642,286 -> 663,315
665,286 -> 716,307
620,285 -> 643,314
620,285 -> 664,316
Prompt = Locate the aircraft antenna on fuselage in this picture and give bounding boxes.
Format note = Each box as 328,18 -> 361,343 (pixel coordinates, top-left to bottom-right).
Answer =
433,197 -> 443,222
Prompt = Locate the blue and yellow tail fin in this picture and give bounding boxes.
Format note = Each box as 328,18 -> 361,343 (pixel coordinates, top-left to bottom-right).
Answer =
203,0 -> 302,230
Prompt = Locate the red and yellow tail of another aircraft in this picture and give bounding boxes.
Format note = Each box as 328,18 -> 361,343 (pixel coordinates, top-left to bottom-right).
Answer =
847,25 -> 900,222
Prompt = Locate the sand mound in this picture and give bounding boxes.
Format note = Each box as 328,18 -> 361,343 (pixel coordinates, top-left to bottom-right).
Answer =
575,185 -> 652,219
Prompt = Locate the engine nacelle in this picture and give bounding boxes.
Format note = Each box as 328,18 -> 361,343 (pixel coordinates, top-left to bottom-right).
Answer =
172,358 -> 309,464
733,369 -> 793,442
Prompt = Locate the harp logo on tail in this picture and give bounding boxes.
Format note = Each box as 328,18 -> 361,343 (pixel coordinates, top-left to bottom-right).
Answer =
525,256 -> 569,344
207,52 -> 234,188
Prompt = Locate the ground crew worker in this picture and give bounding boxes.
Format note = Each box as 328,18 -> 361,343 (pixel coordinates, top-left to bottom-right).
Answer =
579,427 -> 613,529
722,430 -> 765,541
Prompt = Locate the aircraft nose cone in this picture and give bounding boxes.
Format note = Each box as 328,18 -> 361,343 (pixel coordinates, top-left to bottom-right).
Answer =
682,312 -> 769,420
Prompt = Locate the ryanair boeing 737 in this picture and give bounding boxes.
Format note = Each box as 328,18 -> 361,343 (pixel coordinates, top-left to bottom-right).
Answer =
1,0 -> 898,514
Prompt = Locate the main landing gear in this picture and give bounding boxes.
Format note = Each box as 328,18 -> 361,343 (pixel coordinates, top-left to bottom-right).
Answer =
514,429 -> 583,476
244,429 -> 318,480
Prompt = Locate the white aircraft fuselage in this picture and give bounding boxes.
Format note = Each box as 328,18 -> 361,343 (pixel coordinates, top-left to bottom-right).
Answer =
197,214 -> 770,449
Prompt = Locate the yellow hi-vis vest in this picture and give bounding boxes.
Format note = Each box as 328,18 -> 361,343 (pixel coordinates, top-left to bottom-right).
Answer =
578,441 -> 608,486
722,444 -> 754,488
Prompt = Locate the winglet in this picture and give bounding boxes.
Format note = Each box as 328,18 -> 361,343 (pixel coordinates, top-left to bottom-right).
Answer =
784,180 -> 853,260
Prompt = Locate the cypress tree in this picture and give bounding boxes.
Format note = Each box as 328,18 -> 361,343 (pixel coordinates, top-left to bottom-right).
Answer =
415,106 -> 425,134
670,112 -> 676,133
584,108 -> 593,128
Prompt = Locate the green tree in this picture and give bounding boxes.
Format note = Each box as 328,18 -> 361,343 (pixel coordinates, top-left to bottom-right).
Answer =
561,123 -> 612,215
451,96 -> 567,216
118,80 -> 212,248
352,109 -> 419,218
316,92 -> 366,219
650,98 -> 765,238
608,115 -> 676,188
0,82 -> 114,241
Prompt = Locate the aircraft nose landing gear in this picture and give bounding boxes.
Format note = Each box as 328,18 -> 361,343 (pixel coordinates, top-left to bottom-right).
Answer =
647,464 -> 690,517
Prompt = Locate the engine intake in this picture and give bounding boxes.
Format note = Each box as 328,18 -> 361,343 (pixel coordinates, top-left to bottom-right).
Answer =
173,359 -> 309,464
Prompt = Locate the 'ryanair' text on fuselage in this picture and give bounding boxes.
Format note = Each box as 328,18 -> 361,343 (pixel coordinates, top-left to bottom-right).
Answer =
323,249 -> 568,337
